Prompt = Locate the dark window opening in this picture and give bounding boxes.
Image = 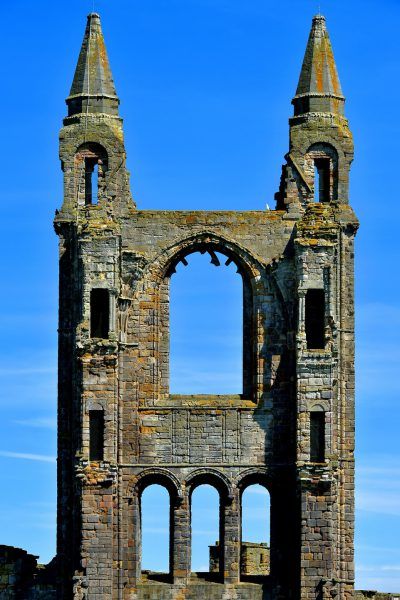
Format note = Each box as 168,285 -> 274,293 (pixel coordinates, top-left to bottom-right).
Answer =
310,411 -> 325,462
85,158 -> 99,205
89,410 -> 104,461
305,289 -> 325,350
314,158 -> 330,203
90,289 -> 110,339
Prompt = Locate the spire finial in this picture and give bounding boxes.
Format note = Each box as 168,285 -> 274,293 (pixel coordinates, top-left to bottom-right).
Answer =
66,13 -> 120,117
292,14 -> 345,116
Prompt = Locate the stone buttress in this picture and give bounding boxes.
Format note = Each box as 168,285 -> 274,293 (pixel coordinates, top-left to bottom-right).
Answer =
54,13 -> 358,600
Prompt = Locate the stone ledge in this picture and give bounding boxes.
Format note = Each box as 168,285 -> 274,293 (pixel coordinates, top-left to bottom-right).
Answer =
356,592 -> 400,600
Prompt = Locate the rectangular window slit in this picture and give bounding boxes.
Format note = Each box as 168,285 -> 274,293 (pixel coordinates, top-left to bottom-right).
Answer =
314,158 -> 330,203
84,158 -> 99,205
90,289 -> 110,339
89,410 -> 104,461
310,411 -> 325,463
305,289 -> 325,350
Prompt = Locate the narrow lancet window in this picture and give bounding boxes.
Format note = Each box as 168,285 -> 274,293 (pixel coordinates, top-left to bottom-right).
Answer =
305,289 -> 325,350
141,485 -> 170,577
90,289 -> 110,339
85,158 -> 99,205
89,410 -> 104,461
191,485 -> 220,578
92,162 -> 99,204
241,485 -> 270,579
314,158 -> 330,202
310,409 -> 325,463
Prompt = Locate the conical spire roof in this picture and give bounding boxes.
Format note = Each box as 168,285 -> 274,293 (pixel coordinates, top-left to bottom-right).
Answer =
66,13 -> 119,117
292,15 -> 345,116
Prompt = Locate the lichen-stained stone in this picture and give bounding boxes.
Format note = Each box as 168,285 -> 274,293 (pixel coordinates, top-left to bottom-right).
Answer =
52,11 -> 361,600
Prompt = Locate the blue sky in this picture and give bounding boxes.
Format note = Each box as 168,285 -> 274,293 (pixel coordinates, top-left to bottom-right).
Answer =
0,0 -> 399,591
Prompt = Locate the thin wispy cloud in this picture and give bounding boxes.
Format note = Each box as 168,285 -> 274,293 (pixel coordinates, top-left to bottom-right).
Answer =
359,565 -> 400,573
0,366 -> 56,376
356,544 -> 400,555
357,302 -> 400,327
0,451 -> 56,463
245,485 -> 269,495
14,417 -> 56,429
356,458 -> 400,518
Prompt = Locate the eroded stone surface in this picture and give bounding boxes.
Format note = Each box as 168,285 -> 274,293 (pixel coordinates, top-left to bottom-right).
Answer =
51,12 -> 360,600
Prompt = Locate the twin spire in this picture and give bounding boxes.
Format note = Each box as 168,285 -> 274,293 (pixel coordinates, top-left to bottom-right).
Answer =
66,13 -> 344,119
67,13 -> 119,117
292,15 -> 345,116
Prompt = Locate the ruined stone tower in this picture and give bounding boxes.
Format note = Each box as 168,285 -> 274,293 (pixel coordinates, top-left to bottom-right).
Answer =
54,13 -> 358,599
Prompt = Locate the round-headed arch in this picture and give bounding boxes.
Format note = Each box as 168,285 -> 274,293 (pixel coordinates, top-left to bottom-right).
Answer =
236,468 -> 271,496
75,141 -> 109,164
152,232 -> 264,285
185,468 -> 233,502
127,468 -> 183,503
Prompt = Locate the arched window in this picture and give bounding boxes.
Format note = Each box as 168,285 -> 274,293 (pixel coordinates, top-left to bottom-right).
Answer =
241,484 -> 271,579
169,249 -> 251,396
191,484 -> 221,578
75,142 -> 108,206
314,158 -> 330,203
306,143 -> 339,203
85,158 -> 99,205
140,484 -> 171,579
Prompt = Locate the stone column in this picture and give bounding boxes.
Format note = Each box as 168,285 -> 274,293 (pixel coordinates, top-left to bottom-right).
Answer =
223,491 -> 240,584
299,478 -> 334,600
172,494 -> 191,583
130,492 -> 142,583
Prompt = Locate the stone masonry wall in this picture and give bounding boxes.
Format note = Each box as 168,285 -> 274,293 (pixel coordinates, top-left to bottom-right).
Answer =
209,542 -> 270,577
51,11 -> 362,600
0,546 -> 56,599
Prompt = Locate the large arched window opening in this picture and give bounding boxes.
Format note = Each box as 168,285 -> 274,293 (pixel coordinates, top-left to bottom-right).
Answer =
190,484 -> 222,579
169,248 -> 253,397
241,484 -> 271,579
140,484 -> 171,580
75,142 -> 108,206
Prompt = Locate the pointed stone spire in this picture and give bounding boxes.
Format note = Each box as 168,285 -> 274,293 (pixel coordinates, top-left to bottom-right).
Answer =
292,15 -> 345,116
66,13 -> 120,117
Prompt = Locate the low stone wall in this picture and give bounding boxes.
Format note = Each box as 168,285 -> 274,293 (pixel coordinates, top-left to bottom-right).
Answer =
0,545 -> 37,598
241,542 -> 270,577
0,546 -> 56,599
209,541 -> 270,577
2,543 -> 400,599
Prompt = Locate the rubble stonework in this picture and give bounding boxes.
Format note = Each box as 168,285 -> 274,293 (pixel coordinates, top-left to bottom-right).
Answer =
0,10 -> 395,600
0,546 -> 56,599
209,542 -> 270,577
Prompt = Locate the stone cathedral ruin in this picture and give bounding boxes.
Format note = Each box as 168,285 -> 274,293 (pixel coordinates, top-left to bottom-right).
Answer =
1,10 -> 398,600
